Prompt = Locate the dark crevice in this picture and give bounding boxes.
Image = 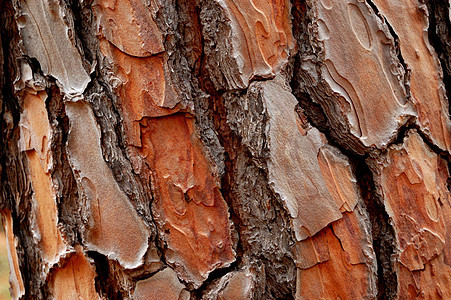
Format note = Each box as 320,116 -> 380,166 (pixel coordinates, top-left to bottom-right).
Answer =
291,70 -> 400,299
290,2 -> 398,298
353,156 -> 398,300
425,0 -> 451,116
206,88 -> 296,299
194,2 -> 297,295
291,81 -> 399,300
46,84 -> 83,246
68,0 -> 95,68
366,0 -> 412,100
384,118 -> 417,148
190,260 -> 240,298
87,251 -> 123,300
128,264 -> 165,283
294,93 -> 400,299
0,1 -> 50,298
172,1 -> 249,296
412,124 -> 450,158
369,0 -> 451,158
426,0 -> 451,198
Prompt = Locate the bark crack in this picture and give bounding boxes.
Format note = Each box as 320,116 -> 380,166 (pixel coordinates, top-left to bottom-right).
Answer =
425,0 -> 451,115
0,1 -> 50,297
291,90 -> 399,299
193,1 -> 297,297
289,2 -> 398,297
366,0 -> 412,101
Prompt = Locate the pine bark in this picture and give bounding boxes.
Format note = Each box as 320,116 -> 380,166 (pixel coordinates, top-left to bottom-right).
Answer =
0,0 -> 450,299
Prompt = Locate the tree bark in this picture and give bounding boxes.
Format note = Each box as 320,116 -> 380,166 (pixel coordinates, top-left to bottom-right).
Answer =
0,0 -> 450,299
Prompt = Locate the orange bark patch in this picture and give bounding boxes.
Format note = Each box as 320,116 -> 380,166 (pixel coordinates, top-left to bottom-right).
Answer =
381,132 -> 448,271
19,92 -> 65,264
380,131 -> 451,297
216,0 -> 295,87
1,210 -> 25,299
331,210 -> 374,265
296,211 -> 376,299
217,270 -> 254,300
133,268 -> 188,300
95,0 -> 180,147
50,250 -> 98,299
140,114 -> 234,286
94,0 -> 234,285
99,41 -> 179,147
315,0 -> 412,148
94,0 -> 164,57
373,0 -> 451,152
398,254 -> 451,299
26,151 -> 65,263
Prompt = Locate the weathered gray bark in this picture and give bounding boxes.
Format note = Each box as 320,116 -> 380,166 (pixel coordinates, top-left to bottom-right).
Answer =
0,0 -> 450,299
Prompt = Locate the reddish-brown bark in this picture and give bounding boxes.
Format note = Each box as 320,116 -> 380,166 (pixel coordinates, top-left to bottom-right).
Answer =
0,0 -> 450,299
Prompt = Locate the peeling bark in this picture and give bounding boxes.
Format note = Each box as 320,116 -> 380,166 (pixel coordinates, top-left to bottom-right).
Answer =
369,131 -> 451,299
1,210 -> 25,300
49,248 -> 98,299
0,0 -> 450,299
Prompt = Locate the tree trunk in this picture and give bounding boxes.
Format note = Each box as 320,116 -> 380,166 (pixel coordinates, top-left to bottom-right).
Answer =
0,0 -> 450,299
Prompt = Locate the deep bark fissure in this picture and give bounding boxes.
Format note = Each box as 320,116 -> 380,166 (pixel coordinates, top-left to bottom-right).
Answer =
193,5 -> 299,295
46,84 -> 83,246
0,2 -> 50,298
67,0 -> 95,68
355,157 -> 398,300
190,259 -> 240,299
212,91 -> 297,299
150,2 -> 244,292
171,1 -> 250,295
366,0 -> 412,100
425,0 -> 451,115
194,12 -> 298,296
290,83 -> 399,300
289,2 -> 400,297
423,0 -> 451,193
87,251 -> 123,300
2,0 -> 450,297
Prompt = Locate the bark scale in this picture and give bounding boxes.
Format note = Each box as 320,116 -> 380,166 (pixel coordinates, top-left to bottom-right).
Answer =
0,0 -> 450,299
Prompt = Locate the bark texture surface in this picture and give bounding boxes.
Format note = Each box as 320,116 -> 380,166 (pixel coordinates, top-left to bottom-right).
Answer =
0,0 -> 450,299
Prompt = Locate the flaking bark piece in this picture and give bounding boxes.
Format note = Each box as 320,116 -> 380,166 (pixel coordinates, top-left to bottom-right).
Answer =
372,130 -> 451,297
49,249 -> 99,299
373,0 -> 451,152
296,209 -> 376,299
66,101 -> 150,269
201,0 -> 295,89
18,0 -> 90,94
262,81 -> 360,240
133,267 -> 189,300
19,92 -> 66,265
140,114 -> 235,287
299,0 -> 414,150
